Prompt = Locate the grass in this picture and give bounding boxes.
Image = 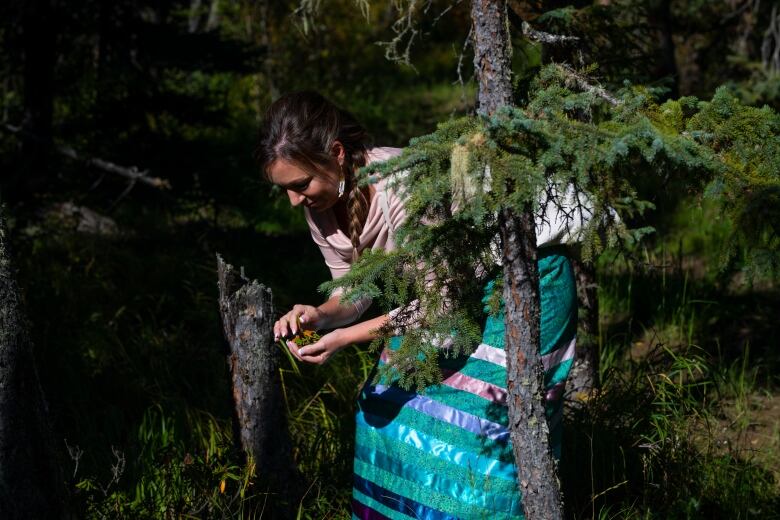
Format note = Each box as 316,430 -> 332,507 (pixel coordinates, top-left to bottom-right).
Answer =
9,197 -> 780,518
560,200 -> 780,519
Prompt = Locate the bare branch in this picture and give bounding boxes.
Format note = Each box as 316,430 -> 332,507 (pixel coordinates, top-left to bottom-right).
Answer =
454,24 -> 473,86
64,439 -> 83,479
2,123 -> 171,190
452,25 -> 473,116
555,64 -> 621,106
294,0 -> 370,33
762,4 -> 780,73
57,145 -> 170,189
98,447 -> 126,497
521,21 -> 579,45
376,0 -> 420,68
431,0 -> 462,27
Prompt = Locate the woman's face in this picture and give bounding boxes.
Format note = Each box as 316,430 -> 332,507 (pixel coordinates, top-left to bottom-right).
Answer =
267,158 -> 341,212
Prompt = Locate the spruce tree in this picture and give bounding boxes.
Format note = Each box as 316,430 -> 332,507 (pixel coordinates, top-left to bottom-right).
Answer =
324,5 -> 780,519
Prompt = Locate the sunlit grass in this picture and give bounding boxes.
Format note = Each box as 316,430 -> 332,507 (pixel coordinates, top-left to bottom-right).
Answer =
563,200 -> 780,519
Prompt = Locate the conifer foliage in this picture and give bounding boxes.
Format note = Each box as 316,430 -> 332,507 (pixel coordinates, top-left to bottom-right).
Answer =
323,63 -> 780,391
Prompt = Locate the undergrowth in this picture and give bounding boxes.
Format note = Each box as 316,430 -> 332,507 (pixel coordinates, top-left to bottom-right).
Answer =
10,198 -> 780,518
564,200 -> 780,519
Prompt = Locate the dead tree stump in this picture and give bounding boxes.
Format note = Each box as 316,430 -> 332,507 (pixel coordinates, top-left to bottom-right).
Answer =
0,204 -> 67,519
216,254 -> 297,508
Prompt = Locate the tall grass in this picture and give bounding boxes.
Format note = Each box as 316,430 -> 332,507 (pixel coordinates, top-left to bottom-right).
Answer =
560,201 -> 779,519
11,198 -> 780,518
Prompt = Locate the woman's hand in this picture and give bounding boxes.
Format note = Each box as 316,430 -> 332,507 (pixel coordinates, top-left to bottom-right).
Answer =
273,304 -> 324,341
285,329 -> 345,365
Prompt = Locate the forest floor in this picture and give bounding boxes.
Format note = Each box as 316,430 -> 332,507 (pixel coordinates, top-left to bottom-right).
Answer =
716,393 -> 780,483
10,196 -> 780,518
633,285 -> 780,490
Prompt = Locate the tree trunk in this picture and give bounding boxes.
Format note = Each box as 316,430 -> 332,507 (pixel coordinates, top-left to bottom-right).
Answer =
566,257 -> 600,403
472,0 -> 513,114
762,4 -> 780,74
499,208 -> 564,519
472,1 -> 564,518
188,0 -> 203,33
205,0 -> 221,32
216,255 -> 297,506
0,204 -> 67,519
257,0 -> 279,101
648,0 -> 679,99
18,0 -> 55,197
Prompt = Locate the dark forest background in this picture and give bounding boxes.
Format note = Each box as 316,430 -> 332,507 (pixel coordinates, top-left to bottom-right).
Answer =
1,1 -> 779,518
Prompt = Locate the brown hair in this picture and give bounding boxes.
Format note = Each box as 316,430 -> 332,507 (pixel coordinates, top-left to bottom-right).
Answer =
255,91 -> 371,261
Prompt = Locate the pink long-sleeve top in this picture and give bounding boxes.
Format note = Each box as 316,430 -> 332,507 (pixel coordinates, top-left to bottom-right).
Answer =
304,146 -> 595,323
303,147 -> 405,319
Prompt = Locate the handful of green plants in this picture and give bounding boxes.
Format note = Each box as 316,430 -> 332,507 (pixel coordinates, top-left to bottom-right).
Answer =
278,316 -> 321,349
285,329 -> 321,347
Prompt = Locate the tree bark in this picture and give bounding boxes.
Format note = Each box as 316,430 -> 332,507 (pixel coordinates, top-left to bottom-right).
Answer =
205,0 -> 221,32
472,1 -> 564,518
0,204 -> 67,519
216,255 -> 297,505
472,0 -> 513,114
499,208 -> 564,520
566,257 -> 600,402
257,0 -> 279,101
188,0 -> 203,33
18,0 -> 55,196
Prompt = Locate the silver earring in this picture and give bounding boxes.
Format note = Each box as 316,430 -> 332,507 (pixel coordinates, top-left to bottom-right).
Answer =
337,176 -> 345,198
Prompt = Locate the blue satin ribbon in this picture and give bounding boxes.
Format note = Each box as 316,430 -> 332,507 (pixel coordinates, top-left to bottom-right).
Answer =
356,411 -> 518,482
354,442 -> 523,515
365,383 -> 510,443
354,473 -> 455,520
353,489 -> 401,520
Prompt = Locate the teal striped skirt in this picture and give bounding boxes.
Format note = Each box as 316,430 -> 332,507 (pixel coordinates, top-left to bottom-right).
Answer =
352,251 -> 577,519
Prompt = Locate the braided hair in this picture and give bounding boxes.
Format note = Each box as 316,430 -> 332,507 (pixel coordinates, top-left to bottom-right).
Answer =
255,91 -> 371,262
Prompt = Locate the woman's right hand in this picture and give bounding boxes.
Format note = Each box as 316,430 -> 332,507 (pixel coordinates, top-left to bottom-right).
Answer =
273,304 -> 324,341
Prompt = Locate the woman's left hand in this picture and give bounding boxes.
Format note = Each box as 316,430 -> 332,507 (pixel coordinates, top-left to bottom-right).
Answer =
286,329 -> 345,365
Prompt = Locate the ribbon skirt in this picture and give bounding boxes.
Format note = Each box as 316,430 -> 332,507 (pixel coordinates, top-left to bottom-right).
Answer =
352,252 -> 578,519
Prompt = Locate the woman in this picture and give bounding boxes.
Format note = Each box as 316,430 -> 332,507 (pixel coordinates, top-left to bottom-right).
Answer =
257,91 -> 577,519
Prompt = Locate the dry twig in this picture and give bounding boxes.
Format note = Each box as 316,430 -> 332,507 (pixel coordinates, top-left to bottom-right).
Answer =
521,21 -> 579,45
2,123 -> 171,190
556,64 -> 621,106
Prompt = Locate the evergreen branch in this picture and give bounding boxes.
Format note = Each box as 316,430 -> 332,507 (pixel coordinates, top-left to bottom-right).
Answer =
337,78 -> 780,386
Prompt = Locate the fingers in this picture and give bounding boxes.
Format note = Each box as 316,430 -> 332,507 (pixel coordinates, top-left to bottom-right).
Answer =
274,314 -> 293,341
298,342 -> 326,358
285,340 -> 303,362
289,305 -> 306,335
296,305 -> 323,332
286,339 -> 329,365
274,305 -> 310,340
